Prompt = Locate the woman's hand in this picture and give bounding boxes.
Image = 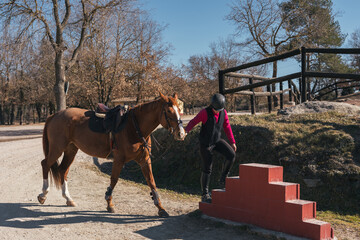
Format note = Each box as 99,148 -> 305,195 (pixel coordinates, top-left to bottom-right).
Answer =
231,143 -> 237,152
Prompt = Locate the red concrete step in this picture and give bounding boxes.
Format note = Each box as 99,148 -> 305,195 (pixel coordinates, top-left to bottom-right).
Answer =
239,163 -> 283,183
285,199 -> 316,220
199,163 -> 334,240
268,181 -> 300,201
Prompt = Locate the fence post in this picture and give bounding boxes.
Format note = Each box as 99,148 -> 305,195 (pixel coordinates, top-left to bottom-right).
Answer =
306,53 -> 311,100
219,70 -> 225,94
249,78 -> 255,115
267,84 -> 272,113
301,47 -> 307,102
280,81 -> 284,109
288,80 -> 292,102
335,80 -> 338,99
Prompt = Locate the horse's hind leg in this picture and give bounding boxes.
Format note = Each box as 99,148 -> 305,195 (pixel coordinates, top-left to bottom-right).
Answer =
59,143 -> 78,207
38,159 -> 51,204
141,161 -> 169,218
105,157 -> 125,213
38,149 -> 64,205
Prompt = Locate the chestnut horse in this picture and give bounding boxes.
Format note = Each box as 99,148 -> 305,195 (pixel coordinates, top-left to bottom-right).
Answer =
37,93 -> 185,217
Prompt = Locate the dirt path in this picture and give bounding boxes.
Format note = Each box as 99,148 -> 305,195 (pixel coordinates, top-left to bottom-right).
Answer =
0,125 -> 271,240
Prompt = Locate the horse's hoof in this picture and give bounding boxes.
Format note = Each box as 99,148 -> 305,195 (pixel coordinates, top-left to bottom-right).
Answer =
66,200 -> 76,207
107,206 -> 115,213
158,209 -> 169,218
37,195 -> 46,205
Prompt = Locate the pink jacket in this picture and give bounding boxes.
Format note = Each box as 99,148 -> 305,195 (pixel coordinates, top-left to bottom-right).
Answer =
185,108 -> 236,144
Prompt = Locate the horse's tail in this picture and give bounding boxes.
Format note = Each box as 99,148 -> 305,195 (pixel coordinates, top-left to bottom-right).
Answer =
42,114 -> 53,157
43,114 -> 62,189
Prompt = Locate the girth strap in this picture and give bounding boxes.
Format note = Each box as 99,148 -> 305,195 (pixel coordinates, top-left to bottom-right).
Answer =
131,110 -> 152,155
130,110 -> 153,169
106,132 -> 116,159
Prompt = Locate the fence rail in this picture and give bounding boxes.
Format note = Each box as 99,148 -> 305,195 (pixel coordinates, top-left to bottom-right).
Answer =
219,47 -> 360,114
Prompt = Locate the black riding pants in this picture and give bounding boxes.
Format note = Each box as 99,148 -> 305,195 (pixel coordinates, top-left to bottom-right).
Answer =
200,139 -> 235,175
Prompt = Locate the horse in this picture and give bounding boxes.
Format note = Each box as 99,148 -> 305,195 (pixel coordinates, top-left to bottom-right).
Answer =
37,92 -> 186,217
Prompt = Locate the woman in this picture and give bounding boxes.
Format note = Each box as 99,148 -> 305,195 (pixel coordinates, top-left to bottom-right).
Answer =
185,93 -> 236,203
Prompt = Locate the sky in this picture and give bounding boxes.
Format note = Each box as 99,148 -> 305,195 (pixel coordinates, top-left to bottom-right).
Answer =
140,0 -> 360,68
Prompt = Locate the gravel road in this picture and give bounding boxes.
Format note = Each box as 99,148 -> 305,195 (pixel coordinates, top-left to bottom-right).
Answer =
0,124 -> 269,240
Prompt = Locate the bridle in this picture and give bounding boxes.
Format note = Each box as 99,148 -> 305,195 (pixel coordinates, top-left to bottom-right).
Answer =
161,103 -> 183,135
129,103 -> 182,168
130,102 -> 183,169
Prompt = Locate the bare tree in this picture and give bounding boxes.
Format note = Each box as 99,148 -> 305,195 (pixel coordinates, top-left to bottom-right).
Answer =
227,0 -> 343,105
0,23 -> 29,124
124,14 -> 170,103
68,6 -> 141,108
227,0 -> 295,107
184,37 -> 245,111
154,66 -> 189,102
0,0 -> 132,111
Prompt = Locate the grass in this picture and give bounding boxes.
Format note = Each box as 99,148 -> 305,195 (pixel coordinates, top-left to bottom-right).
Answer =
317,211 -> 360,230
317,211 -> 360,239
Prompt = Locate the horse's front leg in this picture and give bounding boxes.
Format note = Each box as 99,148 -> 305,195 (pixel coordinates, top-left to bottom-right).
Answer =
140,159 -> 169,218
105,156 -> 124,213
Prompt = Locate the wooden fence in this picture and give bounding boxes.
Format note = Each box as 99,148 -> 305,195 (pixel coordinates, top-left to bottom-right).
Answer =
219,47 -> 360,114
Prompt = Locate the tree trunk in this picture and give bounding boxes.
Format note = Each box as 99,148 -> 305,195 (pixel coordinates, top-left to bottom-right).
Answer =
18,105 -> 23,125
54,51 -> 67,111
10,104 -> 14,125
0,104 -> 3,125
35,103 -> 42,122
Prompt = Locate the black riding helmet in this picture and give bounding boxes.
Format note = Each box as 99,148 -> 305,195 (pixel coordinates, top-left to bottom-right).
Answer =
210,93 -> 226,111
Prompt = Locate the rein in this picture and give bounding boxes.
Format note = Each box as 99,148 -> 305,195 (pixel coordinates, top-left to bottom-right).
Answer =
130,102 -> 181,169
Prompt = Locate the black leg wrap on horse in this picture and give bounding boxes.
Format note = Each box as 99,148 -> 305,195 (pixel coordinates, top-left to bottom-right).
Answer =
105,186 -> 113,200
151,189 -> 160,205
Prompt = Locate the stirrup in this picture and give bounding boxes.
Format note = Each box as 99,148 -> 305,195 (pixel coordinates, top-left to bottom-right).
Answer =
201,193 -> 212,203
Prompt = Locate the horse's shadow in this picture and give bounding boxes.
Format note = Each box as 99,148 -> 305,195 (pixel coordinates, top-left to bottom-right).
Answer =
92,156 -> 147,184
0,202 -> 163,229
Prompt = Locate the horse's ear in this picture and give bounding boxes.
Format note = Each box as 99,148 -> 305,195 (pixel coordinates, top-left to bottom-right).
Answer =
173,93 -> 178,100
159,91 -> 168,102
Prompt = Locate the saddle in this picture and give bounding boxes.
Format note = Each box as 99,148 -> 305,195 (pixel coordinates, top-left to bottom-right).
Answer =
88,103 -> 128,134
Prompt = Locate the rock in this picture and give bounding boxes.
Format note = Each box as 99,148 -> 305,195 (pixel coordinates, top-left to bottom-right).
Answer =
278,101 -> 360,116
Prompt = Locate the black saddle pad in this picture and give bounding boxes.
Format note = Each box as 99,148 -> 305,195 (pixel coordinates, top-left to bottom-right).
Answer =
87,106 -> 128,134
87,111 -> 105,133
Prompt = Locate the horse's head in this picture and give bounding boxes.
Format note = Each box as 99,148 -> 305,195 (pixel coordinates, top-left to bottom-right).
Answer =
159,92 -> 186,141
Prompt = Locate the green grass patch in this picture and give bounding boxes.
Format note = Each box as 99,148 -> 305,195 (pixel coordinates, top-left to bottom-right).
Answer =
317,211 -> 360,228
317,210 -> 360,239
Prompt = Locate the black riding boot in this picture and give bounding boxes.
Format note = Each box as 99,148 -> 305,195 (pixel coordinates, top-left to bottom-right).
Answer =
219,159 -> 234,188
201,172 -> 212,203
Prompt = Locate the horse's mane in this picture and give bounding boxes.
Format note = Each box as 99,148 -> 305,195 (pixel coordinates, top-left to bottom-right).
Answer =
132,96 -> 178,113
132,98 -> 159,112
